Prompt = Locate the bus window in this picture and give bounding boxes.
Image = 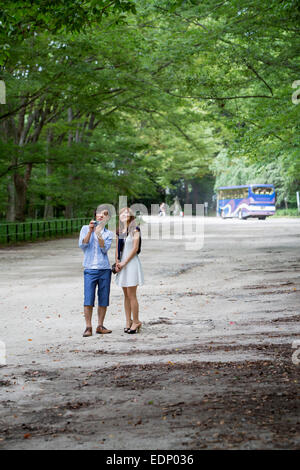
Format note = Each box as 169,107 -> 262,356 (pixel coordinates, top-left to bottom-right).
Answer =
218,188 -> 248,199
252,187 -> 273,195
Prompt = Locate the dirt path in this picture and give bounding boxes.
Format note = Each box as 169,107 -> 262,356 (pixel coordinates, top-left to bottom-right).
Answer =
0,216 -> 299,449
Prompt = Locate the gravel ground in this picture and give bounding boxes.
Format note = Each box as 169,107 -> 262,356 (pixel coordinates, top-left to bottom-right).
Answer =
0,216 -> 299,449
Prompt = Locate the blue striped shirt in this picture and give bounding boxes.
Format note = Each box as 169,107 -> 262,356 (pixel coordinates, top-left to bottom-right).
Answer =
79,225 -> 113,270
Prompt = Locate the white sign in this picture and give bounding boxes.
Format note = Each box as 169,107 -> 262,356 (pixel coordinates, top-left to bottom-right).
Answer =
0,340 -> 6,365
0,80 -> 6,104
292,80 -> 300,105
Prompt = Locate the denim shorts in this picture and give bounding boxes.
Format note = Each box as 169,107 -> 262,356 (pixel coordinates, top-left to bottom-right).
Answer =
84,269 -> 112,307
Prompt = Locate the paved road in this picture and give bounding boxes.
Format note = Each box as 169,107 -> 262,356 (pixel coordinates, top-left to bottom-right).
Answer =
0,217 -> 299,449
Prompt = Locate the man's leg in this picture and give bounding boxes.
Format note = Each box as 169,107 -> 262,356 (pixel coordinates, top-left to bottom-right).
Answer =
97,306 -> 107,327
84,306 -> 93,328
83,270 -> 97,335
96,269 -> 112,334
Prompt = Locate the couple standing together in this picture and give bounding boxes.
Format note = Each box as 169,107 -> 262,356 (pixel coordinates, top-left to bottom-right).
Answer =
79,205 -> 144,337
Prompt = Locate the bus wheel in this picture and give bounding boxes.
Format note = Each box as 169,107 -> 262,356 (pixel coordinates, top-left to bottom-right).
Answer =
258,216 -> 266,220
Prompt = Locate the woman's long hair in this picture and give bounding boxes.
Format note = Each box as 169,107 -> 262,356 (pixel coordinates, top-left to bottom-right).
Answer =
117,207 -> 136,237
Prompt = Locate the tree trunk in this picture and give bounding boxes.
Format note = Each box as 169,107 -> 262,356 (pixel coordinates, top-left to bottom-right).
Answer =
3,97 -> 51,221
6,178 -> 16,221
27,204 -> 36,219
184,179 -> 190,204
14,173 -> 27,222
43,130 -> 54,219
44,194 -> 54,218
192,181 -> 199,206
64,107 -> 74,218
64,205 -> 74,219
14,163 -> 33,222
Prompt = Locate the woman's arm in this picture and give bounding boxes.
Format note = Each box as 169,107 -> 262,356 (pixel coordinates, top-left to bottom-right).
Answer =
117,230 -> 140,269
115,234 -> 120,263
114,234 -> 121,273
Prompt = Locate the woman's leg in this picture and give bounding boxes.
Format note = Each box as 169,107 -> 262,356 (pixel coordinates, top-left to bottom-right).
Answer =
127,286 -> 140,328
122,287 -> 132,328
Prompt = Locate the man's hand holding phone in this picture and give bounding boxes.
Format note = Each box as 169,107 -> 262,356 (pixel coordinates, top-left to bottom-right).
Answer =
95,220 -> 106,237
89,220 -> 95,232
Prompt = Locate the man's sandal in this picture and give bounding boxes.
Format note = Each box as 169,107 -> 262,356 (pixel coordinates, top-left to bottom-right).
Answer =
83,327 -> 92,337
96,325 -> 112,334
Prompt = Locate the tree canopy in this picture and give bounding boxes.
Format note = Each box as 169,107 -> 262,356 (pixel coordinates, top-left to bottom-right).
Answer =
0,0 -> 299,220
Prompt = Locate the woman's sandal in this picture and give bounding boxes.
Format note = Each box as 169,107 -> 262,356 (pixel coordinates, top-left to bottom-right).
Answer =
127,322 -> 142,334
124,321 -> 133,333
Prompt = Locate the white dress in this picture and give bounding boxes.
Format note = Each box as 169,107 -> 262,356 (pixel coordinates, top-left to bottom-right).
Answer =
115,233 -> 144,287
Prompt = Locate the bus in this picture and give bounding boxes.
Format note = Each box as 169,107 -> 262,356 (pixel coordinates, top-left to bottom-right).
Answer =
217,184 -> 276,220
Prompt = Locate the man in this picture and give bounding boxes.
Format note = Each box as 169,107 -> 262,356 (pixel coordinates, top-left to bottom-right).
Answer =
79,205 -> 113,337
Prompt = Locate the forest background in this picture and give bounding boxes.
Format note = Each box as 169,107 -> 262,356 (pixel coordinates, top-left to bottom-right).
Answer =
0,0 -> 299,221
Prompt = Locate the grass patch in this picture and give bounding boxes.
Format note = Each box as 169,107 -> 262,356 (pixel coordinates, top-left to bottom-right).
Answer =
272,208 -> 300,217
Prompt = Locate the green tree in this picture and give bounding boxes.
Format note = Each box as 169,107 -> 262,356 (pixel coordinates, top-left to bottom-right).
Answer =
0,0 -> 299,221
0,0 -> 136,65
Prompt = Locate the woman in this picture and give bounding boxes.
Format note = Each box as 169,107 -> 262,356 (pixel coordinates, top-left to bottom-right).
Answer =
115,207 -> 144,334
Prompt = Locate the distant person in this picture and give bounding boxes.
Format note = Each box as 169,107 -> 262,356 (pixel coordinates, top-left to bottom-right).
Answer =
115,207 -> 144,334
79,206 -> 113,337
159,203 -> 163,216
159,202 -> 166,216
